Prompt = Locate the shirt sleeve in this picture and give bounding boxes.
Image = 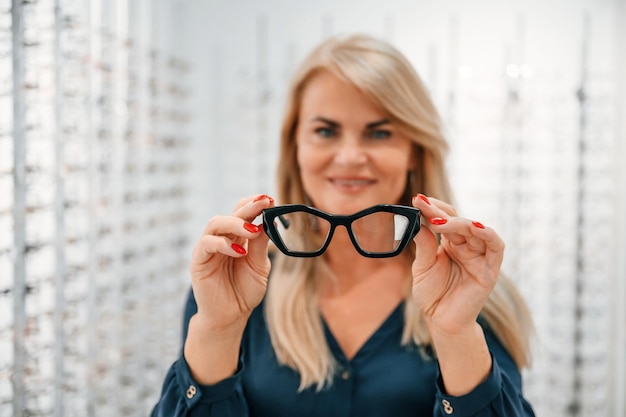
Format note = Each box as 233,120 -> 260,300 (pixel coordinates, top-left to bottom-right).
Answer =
432,324 -> 536,417
150,289 -> 250,417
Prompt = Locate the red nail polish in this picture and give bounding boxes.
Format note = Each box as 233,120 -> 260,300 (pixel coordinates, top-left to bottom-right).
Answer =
417,194 -> 431,205
472,221 -> 485,229
429,217 -> 447,225
253,194 -> 268,203
231,243 -> 247,254
243,223 -> 261,233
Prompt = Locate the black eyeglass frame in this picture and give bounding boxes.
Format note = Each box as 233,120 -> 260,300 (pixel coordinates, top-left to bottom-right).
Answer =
262,204 -> 421,258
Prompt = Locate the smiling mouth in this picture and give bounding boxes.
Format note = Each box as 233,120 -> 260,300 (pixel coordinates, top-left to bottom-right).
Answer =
329,178 -> 376,188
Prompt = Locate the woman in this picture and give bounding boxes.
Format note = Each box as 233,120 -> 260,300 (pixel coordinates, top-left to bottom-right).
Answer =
152,34 -> 535,416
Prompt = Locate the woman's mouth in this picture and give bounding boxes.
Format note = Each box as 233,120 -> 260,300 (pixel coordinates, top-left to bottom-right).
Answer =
329,178 -> 376,192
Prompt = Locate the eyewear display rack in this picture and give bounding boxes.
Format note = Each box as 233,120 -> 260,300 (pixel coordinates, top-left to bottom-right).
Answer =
440,12 -> 619,417
0,0 -> 191,416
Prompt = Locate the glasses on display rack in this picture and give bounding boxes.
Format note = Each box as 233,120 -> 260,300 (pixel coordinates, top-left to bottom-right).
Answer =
262,204 -> 421,258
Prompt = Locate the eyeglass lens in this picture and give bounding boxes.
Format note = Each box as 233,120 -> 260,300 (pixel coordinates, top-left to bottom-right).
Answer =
273,210 -> 411,254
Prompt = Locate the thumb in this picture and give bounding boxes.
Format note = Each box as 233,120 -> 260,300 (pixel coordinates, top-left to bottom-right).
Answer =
246,226 -> 271,269
412,223 -> 439,275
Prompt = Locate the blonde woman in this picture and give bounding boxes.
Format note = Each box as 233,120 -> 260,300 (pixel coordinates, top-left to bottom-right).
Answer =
152,34 -> 535,416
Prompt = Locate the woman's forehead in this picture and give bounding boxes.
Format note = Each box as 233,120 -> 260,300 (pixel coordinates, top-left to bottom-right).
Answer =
297,73 -> 385,122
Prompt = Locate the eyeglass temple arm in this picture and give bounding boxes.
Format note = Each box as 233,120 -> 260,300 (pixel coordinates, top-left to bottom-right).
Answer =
277,215 -> 290,229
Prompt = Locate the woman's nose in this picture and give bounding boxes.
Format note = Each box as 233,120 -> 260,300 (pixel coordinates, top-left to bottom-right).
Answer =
333,137 -> 367,165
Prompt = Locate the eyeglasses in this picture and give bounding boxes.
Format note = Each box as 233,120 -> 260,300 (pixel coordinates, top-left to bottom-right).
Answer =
262,204 -> 421,258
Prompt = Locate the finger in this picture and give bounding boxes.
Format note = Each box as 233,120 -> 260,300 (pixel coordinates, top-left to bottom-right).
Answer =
412,194 -> 461,245
461,234 -> 487,254
192,234 -> 248,265
204,215 -> 265,238
429,197 -> 458,217
247,227 -> 271,267
203,194 -> 275,236
411,220 -> 440,275
232,194 -> 275,212
232,194 -> 275,223
424,216 -> 470,246
445,220 -> 504,269
468,221 -> 505,267
412,194 -> 458,218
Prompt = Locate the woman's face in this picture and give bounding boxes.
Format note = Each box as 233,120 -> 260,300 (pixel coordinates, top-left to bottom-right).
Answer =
295,71 -> 415,215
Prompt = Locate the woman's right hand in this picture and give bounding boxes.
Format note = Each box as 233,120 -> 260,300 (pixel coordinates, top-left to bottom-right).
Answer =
189,194 -> 274,330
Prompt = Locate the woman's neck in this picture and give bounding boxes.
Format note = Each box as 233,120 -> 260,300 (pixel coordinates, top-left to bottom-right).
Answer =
320,230 -> 411,298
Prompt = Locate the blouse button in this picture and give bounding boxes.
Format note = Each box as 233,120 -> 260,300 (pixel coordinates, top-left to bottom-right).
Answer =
341,370 -> 350,380
442,399 -> 454,414
186,385 -> 197,399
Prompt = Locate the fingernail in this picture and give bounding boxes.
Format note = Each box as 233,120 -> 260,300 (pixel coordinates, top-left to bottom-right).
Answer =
416,194 -> 431,205
253,194 -> 274,204
429,217 -> 447,225
472,221 -> 485,229
231,243 -> 247,254
243,223 -> 261,233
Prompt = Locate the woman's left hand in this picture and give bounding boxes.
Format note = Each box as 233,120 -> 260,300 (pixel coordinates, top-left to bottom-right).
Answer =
410,194 -> 504,335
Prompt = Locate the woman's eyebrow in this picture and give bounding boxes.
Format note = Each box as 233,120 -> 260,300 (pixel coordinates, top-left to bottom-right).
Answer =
311,117 -> 390,129
366,119 -> 390,129
311,116 -> 340,127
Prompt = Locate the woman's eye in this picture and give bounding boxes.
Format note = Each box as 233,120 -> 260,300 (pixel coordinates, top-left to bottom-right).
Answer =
315,127 -> 335,138
368,130 -> 391,139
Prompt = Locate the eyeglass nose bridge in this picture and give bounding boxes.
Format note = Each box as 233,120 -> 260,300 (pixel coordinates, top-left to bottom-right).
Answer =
316,219 -> 359,256
324,217 -> 377,257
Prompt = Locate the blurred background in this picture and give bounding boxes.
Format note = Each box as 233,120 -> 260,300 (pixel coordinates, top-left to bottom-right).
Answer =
0,0 -> 624,416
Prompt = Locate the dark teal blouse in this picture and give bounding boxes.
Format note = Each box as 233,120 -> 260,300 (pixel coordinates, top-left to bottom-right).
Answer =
151,290 -> 535,417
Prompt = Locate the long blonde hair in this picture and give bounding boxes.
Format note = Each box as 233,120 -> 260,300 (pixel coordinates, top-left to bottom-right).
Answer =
265,33 -> 533,391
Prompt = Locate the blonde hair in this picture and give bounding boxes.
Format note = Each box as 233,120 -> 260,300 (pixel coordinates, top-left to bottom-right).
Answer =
265,33 -> 533,391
